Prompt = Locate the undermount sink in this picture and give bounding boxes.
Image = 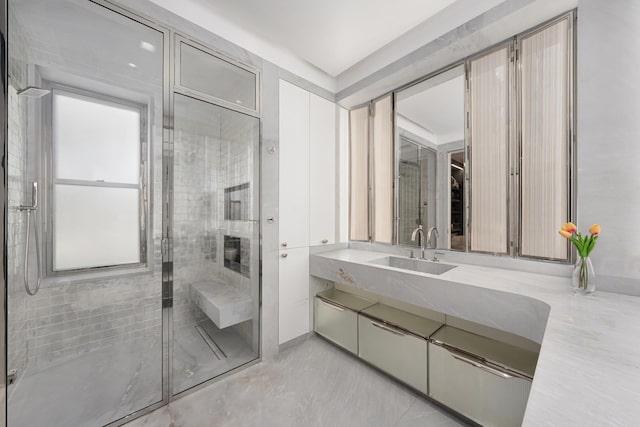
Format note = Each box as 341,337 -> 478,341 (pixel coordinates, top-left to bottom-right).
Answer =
369,256 -> 457,275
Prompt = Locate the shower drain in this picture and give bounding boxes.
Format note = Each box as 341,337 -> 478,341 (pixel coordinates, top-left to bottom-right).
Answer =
195,325 -> 227,360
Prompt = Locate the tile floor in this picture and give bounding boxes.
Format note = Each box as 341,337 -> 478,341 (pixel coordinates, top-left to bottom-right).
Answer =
129,336 -> 467,427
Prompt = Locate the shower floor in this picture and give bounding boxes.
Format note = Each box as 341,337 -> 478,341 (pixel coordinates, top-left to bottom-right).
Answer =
8,337 -> 163,427
8,319 -> 255,427
173,318 -> 258,395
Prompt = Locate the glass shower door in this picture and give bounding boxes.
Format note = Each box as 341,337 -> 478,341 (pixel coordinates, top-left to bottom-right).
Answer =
171,93 -> 260,395
6,0 -> 166,425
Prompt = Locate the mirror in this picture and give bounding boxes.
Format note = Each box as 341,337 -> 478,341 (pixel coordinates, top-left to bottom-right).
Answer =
397,138 -> 436,246
396,64 -> 466,250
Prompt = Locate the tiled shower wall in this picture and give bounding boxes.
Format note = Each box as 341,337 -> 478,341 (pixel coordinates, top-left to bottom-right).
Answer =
173,104 -> 258,349
218,111 -> 258,348
7,3 -> 166,372
9,1 -> 259,378
172,117 -> 220,330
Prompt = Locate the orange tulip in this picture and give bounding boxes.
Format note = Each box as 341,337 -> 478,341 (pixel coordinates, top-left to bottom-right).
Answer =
561,222 -> 577,234
589,224 -> 601,235
558,230 -> 572,239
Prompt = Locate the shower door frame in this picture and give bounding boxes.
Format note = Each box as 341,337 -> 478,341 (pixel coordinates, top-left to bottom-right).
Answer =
168,33 -> 263,401
93,0 -> 263,423
1,0 -> 262,425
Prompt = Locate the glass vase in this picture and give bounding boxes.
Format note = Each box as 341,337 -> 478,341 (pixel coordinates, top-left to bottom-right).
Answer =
572,256 -> 596,295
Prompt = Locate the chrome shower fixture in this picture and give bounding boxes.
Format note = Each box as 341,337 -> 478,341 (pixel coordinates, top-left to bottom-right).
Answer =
18,182 -> 42,296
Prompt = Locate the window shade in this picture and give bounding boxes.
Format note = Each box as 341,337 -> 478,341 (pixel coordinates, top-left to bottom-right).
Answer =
519,18 -> 570,260
469,46 -> 510,254
349,106 -> 369,241
372,95 -> 394,244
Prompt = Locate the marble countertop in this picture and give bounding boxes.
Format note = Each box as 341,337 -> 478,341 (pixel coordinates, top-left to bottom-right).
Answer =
310,249 -> 640,427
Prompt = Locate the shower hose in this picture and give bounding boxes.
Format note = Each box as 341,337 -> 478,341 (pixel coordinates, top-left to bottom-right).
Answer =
23,209 -> 42,296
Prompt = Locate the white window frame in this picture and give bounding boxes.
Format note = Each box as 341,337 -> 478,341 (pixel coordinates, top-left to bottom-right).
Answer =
44,83 -> 149,277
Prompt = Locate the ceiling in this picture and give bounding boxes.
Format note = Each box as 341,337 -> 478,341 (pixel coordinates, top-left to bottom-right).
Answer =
187,0 -> 456,77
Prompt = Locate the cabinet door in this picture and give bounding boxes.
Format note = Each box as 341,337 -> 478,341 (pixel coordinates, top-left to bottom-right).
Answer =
358,315 -> 428,394
309,94 -> 336,246
314,297 -> 358,354
429,343 -> 532,427
278,246 -> 310,344
279,80 -> 309,249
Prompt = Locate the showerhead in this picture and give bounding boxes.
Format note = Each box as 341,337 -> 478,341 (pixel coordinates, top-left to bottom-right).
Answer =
17,86 -> 50,98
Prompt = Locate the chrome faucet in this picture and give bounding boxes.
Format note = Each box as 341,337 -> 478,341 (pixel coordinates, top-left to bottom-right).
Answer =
411,225 -> 426,260
426,227 -> 439,249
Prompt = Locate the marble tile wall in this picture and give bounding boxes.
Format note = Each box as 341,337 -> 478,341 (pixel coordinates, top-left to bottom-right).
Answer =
172,120 -> 220,331
6,0 -> 167,372
217,108 -> 258,347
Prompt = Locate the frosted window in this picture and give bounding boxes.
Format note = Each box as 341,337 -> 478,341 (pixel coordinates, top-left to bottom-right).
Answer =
54,185 -> 140,270
53,92 -> 140,184
180,42 -> 256,110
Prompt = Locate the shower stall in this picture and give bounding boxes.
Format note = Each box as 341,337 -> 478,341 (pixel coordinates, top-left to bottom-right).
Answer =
5,0 -> 261,425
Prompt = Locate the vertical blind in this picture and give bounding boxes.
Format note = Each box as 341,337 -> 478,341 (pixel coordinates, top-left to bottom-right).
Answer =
372,95 -> 394,244
519,18 -> 570,260
349,106 -> 369,241
469,46 -> 510,254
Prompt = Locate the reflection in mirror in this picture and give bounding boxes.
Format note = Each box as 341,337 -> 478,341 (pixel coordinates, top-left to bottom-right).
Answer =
449,151 -> 465,250
396,65 -> 465,250
397,138 -> 436,246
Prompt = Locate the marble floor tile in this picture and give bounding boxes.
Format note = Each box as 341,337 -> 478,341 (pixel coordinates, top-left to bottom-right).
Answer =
129,336 -> 468,427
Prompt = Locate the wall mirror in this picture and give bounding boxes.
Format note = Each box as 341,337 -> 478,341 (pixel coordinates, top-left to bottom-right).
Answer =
395,64 -> 466,251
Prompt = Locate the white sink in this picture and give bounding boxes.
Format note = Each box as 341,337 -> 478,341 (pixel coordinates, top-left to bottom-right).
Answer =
369,256 -> 457,275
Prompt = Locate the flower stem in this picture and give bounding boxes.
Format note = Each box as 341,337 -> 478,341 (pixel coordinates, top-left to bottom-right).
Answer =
580,258 -> 588,290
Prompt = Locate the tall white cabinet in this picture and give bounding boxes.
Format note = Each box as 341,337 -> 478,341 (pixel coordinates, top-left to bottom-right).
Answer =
278,80 -> 310,250
309,93 -> 336,246
278,79 -> 336,345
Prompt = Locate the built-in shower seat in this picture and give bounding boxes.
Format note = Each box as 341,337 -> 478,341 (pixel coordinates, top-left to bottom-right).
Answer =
190,281 -> 253,329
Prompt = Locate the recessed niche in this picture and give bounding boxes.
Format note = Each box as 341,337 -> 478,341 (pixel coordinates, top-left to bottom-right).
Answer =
223,235 -> 250,277
224,183 -> 250,221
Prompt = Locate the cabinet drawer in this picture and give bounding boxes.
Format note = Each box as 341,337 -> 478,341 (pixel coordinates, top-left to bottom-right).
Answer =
314,297 -> 358,354
358,315 -> 427,394
429,343 -> 532,427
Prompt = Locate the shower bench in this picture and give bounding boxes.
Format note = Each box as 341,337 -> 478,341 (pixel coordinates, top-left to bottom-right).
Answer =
190,281 -> 253,329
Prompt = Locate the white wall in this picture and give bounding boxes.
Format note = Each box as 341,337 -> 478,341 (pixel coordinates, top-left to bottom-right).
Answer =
576,0 -> 640,295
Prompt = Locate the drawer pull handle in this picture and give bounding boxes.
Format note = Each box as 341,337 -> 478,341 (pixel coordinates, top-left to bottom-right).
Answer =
281,253 -> 288,258
371,321 -> 406,337
321,239 -> 328,244
318,299 -> 344,312
447,349 -> 513,379
281,242 -> 288,247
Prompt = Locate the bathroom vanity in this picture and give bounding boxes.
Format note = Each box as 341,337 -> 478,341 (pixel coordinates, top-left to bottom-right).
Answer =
310,248 -> 640,426
314,284 -> 538,426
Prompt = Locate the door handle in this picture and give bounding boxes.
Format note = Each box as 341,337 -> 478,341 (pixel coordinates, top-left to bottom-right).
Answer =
445,348 -> 515,379
318,298 -> 344,312
370,320 -> 406,337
